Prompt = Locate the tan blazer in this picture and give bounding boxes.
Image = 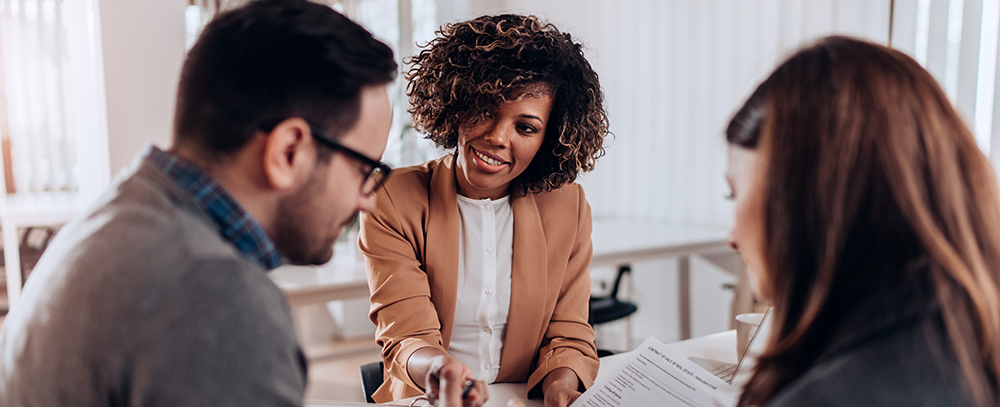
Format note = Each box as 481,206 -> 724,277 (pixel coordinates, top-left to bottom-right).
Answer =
360,155 -> 599,402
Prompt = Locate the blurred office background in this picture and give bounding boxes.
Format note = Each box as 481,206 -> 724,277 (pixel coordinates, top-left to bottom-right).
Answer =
1,0 -> 999,399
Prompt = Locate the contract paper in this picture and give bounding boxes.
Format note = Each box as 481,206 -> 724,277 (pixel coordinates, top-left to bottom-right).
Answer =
572,337 -> 738,407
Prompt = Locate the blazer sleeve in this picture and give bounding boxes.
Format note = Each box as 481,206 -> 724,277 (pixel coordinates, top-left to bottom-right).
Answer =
359,185 -> 445,397
526,186 -> 600,397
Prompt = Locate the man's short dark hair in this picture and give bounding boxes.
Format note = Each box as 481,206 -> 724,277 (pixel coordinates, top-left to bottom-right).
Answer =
173,0 -> 397,157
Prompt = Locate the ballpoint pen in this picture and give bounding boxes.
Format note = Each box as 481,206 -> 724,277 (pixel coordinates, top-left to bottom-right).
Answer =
461,379 -> 475,399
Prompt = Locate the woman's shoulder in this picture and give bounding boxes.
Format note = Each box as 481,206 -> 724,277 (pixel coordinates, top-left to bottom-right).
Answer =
524,182 -> 590,229
528,181 -> 586,207
379,155 -> 452,196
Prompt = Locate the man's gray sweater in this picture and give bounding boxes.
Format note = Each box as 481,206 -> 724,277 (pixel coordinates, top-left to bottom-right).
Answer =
0,155 -> 307,406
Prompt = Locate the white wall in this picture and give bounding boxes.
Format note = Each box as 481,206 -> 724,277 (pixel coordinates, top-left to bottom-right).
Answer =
471,0 -> 891,227
77,0 -> 1000,207
436,0 -> 892,345
97,0 -> 186,178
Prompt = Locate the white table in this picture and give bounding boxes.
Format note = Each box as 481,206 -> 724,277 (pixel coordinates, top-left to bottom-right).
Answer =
269,259 -> 369,308
326,383 -> 539,407
303,331 -> 738,407
590,219 -> 732,340
596,330 -> 738,379
270,257 -> 376,359
2,191 -> 86,308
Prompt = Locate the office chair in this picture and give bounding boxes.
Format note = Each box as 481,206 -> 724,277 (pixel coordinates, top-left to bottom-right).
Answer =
359,361 -> 384,404
589,265 -> 638,356
18,226 -> 58,281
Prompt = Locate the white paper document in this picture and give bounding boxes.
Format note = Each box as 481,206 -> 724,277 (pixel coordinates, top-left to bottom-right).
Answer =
572,337 -> 738,407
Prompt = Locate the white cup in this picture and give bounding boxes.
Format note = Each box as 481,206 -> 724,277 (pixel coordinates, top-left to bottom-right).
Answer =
735,313 -> 765,360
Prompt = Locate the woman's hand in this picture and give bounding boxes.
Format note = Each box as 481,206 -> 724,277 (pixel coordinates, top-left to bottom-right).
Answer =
541,367 -> 582,407
420,352 -> 488,407
431,365 -> 487,407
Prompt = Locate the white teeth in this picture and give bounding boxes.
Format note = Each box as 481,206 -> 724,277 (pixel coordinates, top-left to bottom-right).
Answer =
475,150 -> 504,166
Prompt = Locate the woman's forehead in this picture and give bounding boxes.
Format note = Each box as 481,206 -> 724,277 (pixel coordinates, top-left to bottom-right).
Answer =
501,82 -> 553,103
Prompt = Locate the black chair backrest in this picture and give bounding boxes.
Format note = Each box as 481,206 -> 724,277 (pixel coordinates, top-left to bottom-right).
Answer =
588,265 -> 639,356
359,361 -> 384,404
608,265 -> 631,299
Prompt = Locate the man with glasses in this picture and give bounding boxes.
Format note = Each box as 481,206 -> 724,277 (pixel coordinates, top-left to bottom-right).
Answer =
0,1 -> 395,405
308,124 -> 393,197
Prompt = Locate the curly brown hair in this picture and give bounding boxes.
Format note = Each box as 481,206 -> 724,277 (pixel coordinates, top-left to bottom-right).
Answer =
405,14 -> 609,195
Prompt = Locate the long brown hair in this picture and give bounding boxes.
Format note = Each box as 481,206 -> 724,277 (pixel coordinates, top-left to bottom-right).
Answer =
728,36 -> 1000,406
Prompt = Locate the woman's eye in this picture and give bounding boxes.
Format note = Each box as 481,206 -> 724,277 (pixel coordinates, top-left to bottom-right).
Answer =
724,191 -> 735,201
517,124 -> 537,134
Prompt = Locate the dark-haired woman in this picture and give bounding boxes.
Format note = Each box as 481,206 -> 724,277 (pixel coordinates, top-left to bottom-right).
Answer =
725,36 -> 1000,406
360,14 -> 609,407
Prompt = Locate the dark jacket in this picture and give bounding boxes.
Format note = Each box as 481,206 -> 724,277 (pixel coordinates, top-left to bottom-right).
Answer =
767,276 -> 976,406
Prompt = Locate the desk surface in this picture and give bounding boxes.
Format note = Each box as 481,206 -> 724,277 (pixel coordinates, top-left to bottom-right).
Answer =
269,257 -> 369,307
308,383 -> 534,407
0,190 -> 86,220
305,331 -> 738,407
3,190 -> 89,307
596,330 -> 737,380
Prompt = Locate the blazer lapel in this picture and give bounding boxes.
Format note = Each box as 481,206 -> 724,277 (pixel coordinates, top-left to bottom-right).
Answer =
425,155 -> 461,348
497,192 -> 548,381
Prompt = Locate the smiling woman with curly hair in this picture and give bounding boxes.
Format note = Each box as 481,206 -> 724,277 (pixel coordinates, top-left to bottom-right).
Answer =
407,14 -> 608,195
360,14 -> 610,407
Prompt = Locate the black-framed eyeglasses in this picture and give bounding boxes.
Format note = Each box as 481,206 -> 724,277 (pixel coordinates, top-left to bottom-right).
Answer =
308,125 -> 391,195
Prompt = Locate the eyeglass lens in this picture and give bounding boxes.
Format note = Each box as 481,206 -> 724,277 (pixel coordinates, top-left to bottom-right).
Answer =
360,166 -> 385,195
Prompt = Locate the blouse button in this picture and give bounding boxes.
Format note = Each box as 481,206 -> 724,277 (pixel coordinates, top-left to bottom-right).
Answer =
485,289 -> 492,295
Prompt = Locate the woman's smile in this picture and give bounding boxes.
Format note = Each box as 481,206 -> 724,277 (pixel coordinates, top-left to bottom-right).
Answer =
470,147 -> 510,173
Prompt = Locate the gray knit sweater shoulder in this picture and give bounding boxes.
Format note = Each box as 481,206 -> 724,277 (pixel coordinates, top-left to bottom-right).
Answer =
0,156 -> 306,406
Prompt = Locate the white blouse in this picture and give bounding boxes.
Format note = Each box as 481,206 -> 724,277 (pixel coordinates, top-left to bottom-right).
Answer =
448,194 -> 514,383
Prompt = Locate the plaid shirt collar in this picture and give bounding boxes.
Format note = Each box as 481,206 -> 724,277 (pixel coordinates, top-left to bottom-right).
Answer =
145,146 -> 283,270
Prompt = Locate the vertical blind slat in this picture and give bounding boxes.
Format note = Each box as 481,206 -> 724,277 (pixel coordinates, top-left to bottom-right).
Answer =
991,7 -> 1000,164
646,0 -> 669,221
891,0 -> 920,51
889,0 -> 919,55
926,0 -> 952,89
957,0 -> 984,124
635,0 -> 655,219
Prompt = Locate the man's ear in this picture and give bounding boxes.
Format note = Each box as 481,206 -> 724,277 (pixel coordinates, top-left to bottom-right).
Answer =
261,117 -> 315,191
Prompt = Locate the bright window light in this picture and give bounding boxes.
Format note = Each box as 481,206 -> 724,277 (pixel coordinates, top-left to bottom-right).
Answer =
184,5 -> 202,50
975,0 -> 1000,153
